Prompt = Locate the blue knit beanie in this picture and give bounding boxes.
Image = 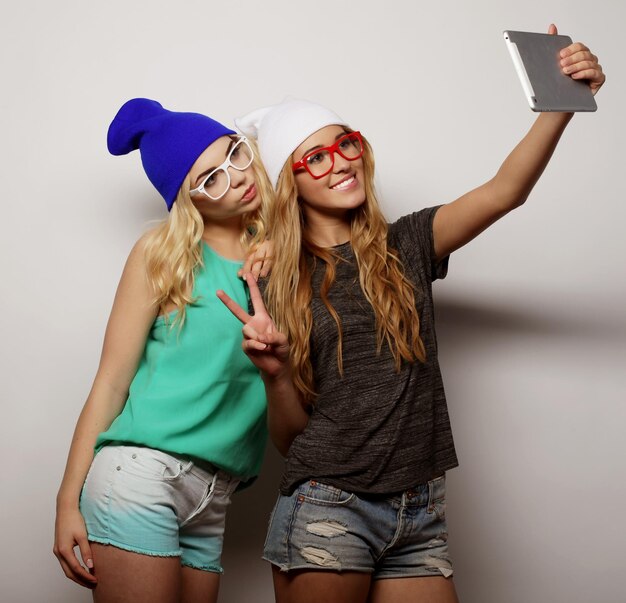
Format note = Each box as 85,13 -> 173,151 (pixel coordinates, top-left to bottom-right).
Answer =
107,98 -> 236,210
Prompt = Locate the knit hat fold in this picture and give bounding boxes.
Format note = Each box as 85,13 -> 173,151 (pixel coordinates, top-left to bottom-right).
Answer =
236,98 -> 348,189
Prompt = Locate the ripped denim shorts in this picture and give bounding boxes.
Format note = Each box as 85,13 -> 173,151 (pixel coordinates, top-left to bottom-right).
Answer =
263,475 -> 452,579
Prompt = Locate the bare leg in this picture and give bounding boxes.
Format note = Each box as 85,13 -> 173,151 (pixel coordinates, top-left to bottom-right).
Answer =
272,565 -> 372,603
91,543 -> 181,603
181,566 -> 220,603
368,576 -> 459,603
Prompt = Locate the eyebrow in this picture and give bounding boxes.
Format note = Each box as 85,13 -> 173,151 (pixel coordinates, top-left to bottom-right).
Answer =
299,132 -> 348,160
194,137 -> 238,186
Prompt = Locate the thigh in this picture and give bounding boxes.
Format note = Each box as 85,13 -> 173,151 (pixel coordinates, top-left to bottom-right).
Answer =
181,566 -> 220,603
91,543 -> 181,603
273,565 -> 371,603
367,576 -> 459,603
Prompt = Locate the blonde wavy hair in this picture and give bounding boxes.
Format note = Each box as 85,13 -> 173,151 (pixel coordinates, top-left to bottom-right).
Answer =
142,140 -> 270,328
265,132 -> 426,403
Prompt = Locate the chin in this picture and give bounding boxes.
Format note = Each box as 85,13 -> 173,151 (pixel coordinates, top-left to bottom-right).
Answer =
343,190 -> 366,209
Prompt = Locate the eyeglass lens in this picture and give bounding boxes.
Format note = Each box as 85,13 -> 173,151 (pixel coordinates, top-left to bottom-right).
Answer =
305,134 -> 363,177
204,140 -> 253,199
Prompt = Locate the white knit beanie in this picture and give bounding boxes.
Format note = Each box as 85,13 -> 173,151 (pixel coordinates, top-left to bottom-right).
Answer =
235,98 -> 349,189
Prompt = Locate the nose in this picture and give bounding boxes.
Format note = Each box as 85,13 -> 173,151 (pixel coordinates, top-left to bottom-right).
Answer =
332,151 -> 351,173
228,165 -> 247,188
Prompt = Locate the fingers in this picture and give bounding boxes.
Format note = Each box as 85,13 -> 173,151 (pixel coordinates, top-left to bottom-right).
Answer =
560,47 -> 594,66
243,338 -> 272,353
241,324 -> 288,354
78,536 -> 94,572
216,289 -> 251,324
242,322 -> 264,343
260,329 -> 288,348
249,254 -> 272,279
239,240 -> 274,279
258,255 -> 272,278
259,240 -> 275,277
54,543 -> 97,588
238,256 -> 254,278
238,255 -> 265,279
548,23 -> 558,35
559,44 -> 605,92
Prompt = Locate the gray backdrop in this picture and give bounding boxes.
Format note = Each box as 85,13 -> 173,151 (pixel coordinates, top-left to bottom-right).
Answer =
1,1 -> 624,602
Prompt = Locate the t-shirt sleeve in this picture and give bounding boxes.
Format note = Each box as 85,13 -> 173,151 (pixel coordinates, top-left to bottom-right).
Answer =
389,206 -> 449,282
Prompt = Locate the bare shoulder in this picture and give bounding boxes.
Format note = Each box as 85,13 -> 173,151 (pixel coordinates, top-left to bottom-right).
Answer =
109,233 -> 158,317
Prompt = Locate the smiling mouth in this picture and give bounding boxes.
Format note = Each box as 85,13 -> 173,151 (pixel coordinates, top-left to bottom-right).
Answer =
330,175 -> 356,191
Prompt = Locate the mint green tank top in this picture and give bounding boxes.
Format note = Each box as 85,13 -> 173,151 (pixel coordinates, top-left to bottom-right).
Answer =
96,243 -> 267,480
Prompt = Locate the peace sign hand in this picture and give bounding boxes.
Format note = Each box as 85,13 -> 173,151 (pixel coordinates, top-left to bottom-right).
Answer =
217,273 -> 290,378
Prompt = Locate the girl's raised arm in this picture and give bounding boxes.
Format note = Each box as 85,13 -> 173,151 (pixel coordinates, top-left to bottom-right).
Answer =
432,25 -> 605,261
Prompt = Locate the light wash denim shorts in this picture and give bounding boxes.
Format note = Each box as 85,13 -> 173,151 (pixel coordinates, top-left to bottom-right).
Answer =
263,475 -> 452,579
79,445 -> 239,573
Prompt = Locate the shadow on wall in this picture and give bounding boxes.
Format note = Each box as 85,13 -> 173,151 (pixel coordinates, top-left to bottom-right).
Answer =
434,292 -> 623,344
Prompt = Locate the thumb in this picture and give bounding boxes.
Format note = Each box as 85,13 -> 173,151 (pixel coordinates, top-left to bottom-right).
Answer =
548,23 -> 558,35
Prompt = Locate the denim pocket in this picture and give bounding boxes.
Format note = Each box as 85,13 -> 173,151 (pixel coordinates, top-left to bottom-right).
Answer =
121,447 -> 183,482
427,475 -> 446,521
299,481 -> 355,506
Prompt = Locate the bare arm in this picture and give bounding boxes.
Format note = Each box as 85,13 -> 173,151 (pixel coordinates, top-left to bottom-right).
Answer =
217,273 -> 309,456
433,26 -> 605,260
53,238 -> 158,587
262,363 -> 309,457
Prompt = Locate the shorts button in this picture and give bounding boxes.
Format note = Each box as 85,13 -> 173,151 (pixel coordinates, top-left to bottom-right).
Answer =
310,480 -> 317,486
132,454 -> 137,459
298,495 -> 304,502
116,466 -> 121,471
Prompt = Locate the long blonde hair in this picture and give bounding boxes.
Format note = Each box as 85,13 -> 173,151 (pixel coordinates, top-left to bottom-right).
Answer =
266,133 -> 426,403
143,145 -> 270,328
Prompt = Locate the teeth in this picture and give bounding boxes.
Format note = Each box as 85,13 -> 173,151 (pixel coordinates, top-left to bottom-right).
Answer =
331,176 -> 355,191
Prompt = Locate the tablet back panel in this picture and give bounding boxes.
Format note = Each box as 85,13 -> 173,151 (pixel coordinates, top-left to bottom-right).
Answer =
504,30 -> 597,112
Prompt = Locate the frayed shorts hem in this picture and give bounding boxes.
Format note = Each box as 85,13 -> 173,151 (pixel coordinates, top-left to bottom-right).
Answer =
88,535 -> 181,558
182,561 -> 223,574
88,537 -> 223,573
264,557 -> 452,579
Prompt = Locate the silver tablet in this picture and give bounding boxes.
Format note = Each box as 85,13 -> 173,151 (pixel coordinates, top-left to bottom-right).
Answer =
503,30 -> 597,112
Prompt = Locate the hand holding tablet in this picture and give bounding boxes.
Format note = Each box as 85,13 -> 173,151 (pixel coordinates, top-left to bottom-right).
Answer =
504,26 -> 604,112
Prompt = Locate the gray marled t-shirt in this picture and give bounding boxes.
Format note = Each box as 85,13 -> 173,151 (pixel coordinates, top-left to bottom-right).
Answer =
280,206 -> 458,495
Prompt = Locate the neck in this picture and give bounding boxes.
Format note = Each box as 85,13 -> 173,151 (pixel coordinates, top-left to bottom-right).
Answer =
303,209 -> 351,248
201,217 -> 246,261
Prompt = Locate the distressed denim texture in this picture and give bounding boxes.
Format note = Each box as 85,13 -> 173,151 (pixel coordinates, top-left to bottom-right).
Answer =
263,475 -> 453,579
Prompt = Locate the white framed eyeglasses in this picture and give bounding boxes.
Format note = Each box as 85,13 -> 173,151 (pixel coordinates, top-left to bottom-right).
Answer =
189,136 -> 254,201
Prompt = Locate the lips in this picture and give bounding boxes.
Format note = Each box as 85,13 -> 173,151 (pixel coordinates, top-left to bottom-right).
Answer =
330,175 -> 356,191
241,183 -> 257,202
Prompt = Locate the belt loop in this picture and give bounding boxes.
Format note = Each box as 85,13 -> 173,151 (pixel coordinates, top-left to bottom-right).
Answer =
209,470 -> 219,496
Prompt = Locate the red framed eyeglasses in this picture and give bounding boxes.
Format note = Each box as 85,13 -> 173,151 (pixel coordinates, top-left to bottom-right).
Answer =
291,131 -> 364,179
